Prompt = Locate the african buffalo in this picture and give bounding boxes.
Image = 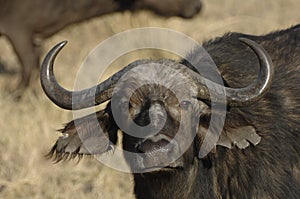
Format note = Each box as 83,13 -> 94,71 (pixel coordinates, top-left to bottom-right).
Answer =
0,0 -> 201,92
41,25 -> 300,198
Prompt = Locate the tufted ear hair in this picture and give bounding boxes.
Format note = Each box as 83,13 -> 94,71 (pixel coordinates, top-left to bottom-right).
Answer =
217,126 -> 261,149
46,104 -> 118,162
196,112 -> 261,160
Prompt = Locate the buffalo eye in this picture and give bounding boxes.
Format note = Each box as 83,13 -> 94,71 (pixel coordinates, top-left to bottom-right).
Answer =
180,100 -> 192,110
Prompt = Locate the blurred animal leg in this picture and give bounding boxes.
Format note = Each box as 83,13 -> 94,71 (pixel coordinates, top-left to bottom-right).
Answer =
8,30 -> 39,91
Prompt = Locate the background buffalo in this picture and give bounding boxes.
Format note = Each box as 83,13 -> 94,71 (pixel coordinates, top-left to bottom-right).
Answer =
0,0 -> 201,94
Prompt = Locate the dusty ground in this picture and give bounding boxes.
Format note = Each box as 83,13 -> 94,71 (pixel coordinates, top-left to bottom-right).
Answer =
0,0 -> 299,198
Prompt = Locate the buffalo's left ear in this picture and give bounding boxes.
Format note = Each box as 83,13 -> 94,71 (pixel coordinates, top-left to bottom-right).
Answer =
217,126 -> 261,149
196,114 -> 261,159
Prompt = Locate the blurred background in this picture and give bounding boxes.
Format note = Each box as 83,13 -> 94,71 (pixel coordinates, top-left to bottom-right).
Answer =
0,0 -> 299,198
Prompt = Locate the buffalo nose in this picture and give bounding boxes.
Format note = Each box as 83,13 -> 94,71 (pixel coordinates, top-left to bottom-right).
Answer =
149,102 -> 167,129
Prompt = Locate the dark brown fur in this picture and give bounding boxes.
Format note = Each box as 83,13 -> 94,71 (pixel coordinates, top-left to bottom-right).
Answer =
134,25 -> 300,199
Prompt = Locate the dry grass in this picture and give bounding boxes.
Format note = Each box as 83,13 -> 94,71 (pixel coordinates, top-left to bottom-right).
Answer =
0,0 -> 299,198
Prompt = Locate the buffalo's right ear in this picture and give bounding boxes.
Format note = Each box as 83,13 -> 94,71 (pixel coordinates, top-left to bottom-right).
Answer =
46,106 -> 118,162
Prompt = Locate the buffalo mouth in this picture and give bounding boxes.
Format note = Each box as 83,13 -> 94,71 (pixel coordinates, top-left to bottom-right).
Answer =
136,134 -> 175,153
133,134 -> 184,171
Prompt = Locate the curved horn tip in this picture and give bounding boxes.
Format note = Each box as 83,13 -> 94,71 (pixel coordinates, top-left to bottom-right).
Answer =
42,41 -> 68,62
49,41 -> 68,55
54,40 -> 68,51
238,37 -> 258,46
58,40 -> 68,46
41,40 -> 68,71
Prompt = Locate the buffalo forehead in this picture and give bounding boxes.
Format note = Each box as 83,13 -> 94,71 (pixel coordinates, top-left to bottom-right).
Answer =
113,61 -> 198,102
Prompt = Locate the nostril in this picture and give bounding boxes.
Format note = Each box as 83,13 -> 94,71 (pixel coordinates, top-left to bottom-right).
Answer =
150,115 -> 166,130
149,103 -> 167,128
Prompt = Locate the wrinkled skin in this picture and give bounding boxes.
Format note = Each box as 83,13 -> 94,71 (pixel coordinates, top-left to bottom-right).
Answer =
43,25 -> 300,198
0,0 -> 201,92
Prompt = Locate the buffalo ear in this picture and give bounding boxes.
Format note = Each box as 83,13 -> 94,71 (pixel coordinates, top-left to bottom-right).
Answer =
46,108 -> 118,162
217,126 -> 261,149
196,113 -> 261,159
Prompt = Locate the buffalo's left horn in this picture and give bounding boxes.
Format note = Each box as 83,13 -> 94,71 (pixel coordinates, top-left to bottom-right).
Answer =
193,37 -> 274,107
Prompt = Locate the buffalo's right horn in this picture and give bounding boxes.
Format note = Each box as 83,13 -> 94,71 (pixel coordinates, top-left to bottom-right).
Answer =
40,41 -> 139,110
